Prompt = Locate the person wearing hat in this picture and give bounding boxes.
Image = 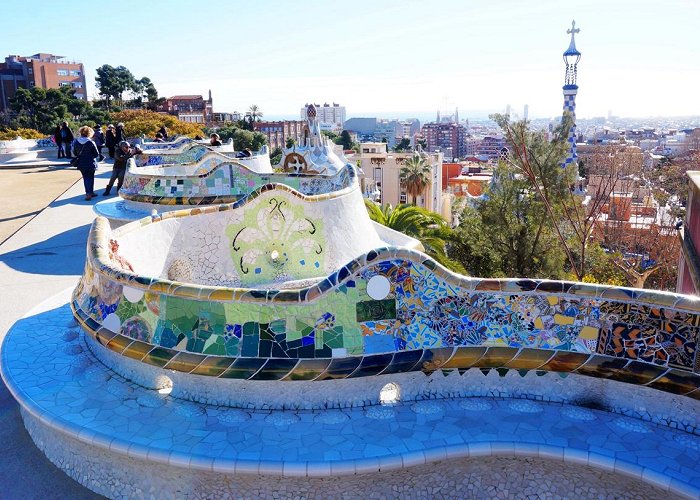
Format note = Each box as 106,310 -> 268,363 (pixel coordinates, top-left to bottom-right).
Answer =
105,124 -> 117,159
93,124 -> 105,160
104,140 -> 142,196
115,122 -> 125,143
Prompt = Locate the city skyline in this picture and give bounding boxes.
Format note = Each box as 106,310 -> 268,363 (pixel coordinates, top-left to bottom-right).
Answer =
2,0 -> 699,120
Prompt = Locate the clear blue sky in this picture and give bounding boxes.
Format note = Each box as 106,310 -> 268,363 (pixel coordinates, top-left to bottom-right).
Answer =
2,0 -> 698,120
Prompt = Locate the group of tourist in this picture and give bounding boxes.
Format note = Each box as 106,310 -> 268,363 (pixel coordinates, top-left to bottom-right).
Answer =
54,123 -> 231,201
55,122 -> 146,201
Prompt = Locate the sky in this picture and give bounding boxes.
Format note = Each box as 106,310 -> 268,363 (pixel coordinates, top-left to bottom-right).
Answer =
2,0 -> 699,121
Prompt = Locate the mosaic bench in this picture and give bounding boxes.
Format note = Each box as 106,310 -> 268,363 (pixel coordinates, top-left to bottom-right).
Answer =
135,145 -> 271,173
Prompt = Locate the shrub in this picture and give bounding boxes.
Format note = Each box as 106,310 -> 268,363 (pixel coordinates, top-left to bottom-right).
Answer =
110,110 -> 204,139
0,127 -> 45,140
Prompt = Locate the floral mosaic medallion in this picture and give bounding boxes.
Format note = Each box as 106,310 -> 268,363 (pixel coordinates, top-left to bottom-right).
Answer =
365,405 -> 396,420
561,406 -> 597,421
411,400 -> 445,415
613,417 -> 651,434
226,194 -> 324,285
509,400 -> 543,413
674,433 -> 700,451
459,399 -> 493,411
174,402 -> 206,418
264,412 -> 300,426
217,410 -> 251,425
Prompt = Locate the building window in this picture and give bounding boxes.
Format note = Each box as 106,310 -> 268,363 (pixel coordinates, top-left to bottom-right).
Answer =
57,69 -> 68,76
400,193 -> 407,204
72,82 -> 83,88
74,93 -> 84,99
69,70 -> 81,77
59,81 -> 70,87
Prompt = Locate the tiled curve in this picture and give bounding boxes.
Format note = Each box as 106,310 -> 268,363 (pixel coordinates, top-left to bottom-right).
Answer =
120,161 -> 356,205
71,302 -> 700,398
3,303 -> 700,498
76,216 -> 700,396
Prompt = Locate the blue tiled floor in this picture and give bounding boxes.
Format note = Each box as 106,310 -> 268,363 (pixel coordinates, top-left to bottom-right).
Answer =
2,303 -> 700,495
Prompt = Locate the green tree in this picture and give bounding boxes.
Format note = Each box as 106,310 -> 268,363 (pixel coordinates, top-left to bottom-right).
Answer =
399,154 -> 432,205
285,137 -> 295,149
394,138 -> 411,152
232,128 -> 267,151
321,130 -> 339,142
339,130 -> 353,150
365,201 -> 464,272
449,162 -> 567,279
95,65 -> 137,110
270,147 -> 283,164
244,105 -> 263,130
9,87 -> 72,133
492,113 -> 599,280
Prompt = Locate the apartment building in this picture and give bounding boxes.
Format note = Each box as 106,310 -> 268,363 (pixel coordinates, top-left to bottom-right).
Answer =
356,142 -> 446,218
0,53 -> 87,112
253,120 -> 306,149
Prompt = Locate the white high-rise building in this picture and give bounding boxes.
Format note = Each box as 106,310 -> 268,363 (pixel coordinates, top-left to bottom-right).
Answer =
301,103 -> 346,131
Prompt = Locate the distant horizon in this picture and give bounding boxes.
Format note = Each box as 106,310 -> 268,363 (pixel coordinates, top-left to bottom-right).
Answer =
261,110 -> 700,125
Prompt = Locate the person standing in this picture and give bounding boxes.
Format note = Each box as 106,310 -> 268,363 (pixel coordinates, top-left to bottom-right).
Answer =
53,125 -> 64,158
93,125 -> 105,159
60,121 -> 74,159
209,133 -> 222,146
115,122 -> 125,143
72,126 -> 100,200
158,125 -> 168,141
105,124 -> 117,159
104,141 -> 142,196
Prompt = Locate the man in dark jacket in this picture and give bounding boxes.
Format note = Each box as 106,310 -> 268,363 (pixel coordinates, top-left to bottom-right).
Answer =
60,122 -> 74,159
115,123 -> 125,143
104,141 -> 142,196
105,124 -> 117,158
93,125 -> 105,158
53,125 -> 64,158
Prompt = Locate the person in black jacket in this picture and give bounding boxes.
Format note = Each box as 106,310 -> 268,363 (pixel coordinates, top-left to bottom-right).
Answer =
115,122 -> 125,143
105,124 -> 117,158
93,125 -> 105,158
158,125 -> 168,141
53,125 -> 64,158
72,126 -> 100,200
103,141 -> 142,196
60,121 -> 74,159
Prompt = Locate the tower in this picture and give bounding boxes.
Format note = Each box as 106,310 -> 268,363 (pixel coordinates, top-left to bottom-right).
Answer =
562,20 -> 581,168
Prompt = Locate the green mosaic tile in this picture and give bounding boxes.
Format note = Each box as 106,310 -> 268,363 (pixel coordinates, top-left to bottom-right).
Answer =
203,335 -> 227,355
115,298 -> 146,321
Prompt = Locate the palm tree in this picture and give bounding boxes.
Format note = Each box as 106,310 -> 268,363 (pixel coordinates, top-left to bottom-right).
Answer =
246,105 -> 263,122
399,154 -> 432,205
365,200 -> 465,273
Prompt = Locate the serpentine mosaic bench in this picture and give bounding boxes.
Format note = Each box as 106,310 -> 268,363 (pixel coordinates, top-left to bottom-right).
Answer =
135,144 -> 270,172
94,157 -> 355,224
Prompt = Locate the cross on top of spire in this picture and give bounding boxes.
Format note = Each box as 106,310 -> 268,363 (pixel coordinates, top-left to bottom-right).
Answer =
564,19 -> 581,56
567,20 -> 579,36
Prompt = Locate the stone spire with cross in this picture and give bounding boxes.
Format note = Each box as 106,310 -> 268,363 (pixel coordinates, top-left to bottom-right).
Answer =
562,20 -> 582,168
